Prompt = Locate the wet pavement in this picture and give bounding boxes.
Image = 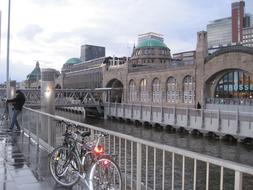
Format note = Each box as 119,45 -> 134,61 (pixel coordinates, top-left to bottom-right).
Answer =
0,121 -> 87,190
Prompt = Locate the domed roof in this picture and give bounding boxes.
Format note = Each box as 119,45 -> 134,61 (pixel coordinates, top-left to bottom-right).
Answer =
137,39 -> 167,49
65,58 -> 82,65
27,61 -> 41,81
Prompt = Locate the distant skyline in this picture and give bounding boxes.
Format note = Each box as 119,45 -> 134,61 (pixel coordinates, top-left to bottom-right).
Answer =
0,0 -> 253,83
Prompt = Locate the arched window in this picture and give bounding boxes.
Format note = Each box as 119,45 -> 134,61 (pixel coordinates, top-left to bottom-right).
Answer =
167,77 -> 177,102
152,78 -> 160,103
140,79 -> 148,102
183,75 -> 194,103
129,80 -> 137,102
215,70 -> 253,99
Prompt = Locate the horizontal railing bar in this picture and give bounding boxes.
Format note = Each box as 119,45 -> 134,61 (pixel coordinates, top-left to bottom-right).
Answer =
23,106 -> 253,175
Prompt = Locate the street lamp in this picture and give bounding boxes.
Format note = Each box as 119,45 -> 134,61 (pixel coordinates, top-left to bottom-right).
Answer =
6,0 -> 11,98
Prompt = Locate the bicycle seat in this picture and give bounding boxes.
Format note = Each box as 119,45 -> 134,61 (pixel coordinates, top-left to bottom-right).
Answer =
75,130 -> 91,137
81,131 -> 91,137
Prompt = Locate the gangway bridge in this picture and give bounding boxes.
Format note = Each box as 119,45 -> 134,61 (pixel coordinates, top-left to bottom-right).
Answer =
0,88 -> 117,114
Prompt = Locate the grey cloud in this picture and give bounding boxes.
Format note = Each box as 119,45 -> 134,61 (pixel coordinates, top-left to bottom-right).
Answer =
17,24 -> 43,41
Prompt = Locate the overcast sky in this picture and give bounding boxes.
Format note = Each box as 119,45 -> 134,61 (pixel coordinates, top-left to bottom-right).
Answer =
0,0 -> 253,83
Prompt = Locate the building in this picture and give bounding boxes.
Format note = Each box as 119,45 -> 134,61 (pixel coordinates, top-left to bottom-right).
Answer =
102,31 -> 253,111
207,0 -> 253,49
231,1 -> 245,43
137,32 -> 164,44
243,26 -> 253,47
80,44 -> 105,62
131,32 -> 171,65
207,17 -> 232,49
173,51 -> 196,65
60,44 -> 127,89
26,61 -> 41,88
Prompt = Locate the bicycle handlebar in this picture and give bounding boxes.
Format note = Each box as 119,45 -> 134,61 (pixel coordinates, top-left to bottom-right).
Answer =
55,119 -> 108,147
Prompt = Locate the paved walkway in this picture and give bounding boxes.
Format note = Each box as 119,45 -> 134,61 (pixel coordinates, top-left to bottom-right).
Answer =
0,119 -> 87,190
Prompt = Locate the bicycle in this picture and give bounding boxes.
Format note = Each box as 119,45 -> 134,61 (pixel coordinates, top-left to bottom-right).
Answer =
49,120 -> 122,190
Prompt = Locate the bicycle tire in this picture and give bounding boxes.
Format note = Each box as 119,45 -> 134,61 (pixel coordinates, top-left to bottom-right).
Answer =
89,157 -> 122,190
49,146 -> 81,187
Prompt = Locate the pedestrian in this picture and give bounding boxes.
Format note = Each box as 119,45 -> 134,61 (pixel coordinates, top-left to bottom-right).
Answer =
6,90 -> 26,132
197,102 -> 201,109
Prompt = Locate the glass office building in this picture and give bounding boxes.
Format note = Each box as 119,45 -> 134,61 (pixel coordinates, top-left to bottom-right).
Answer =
207,17 -> 232,49
243,26 -> 253,47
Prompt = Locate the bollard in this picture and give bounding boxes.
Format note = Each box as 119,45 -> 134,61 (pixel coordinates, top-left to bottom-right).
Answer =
7,80 -> 16,99
40,68 -> 55,149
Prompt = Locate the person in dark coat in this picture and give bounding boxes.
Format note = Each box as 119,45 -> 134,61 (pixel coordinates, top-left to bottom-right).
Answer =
197,102 -> 201,109
6,90 -> 25,132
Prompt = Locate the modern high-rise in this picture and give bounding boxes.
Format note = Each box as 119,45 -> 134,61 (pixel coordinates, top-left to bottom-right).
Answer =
207,17 -> 232,48
137,32 -> 164,44
80,44 -> 105,62
207,0 -> 253,49
231,1 -> 245,43
242,14 -> 253,47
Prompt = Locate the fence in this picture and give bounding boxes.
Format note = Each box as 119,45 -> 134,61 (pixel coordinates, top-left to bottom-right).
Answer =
17,106 -> 253,190
105,102 -> 253,139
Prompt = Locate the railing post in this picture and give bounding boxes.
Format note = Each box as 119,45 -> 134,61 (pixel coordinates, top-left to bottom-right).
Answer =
160,91 -> 164,123
41,68 -> 55,150
115,102 -> 117,117
234,171 -> 243,190
161,105 -> 164,123
36,113 -> 39,146
136,142 -> 142,190
123,103 -> 125,118
140,103 -> 142,121
201,108 -> 204,128
150,105 -> 153,122
28,111 -> 31,138
186,107 -> 190,127
236,107 -> 240,134
217,108 -> 221,131
131,103 -> 133,119
47,116 -> 51,151
109,100 -> 111,116
173,106 -> 177,125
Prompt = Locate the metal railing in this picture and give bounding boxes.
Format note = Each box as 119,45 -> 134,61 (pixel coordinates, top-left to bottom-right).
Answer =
17,106 -> 253,190
105,102 -> 253,139
206,98 -> 253,106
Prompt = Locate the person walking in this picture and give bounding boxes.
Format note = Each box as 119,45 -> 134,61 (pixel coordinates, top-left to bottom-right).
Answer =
6,90 -> 26,132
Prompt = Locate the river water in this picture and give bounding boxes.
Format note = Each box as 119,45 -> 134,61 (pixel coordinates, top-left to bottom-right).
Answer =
56,111 -> 253,190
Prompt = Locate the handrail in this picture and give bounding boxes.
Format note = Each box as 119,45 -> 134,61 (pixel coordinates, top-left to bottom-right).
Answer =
23,106 -> 253,175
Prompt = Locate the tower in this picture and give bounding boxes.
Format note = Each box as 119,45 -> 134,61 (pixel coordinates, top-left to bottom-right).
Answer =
232,0 -> 245,43
195,31 -> 208,107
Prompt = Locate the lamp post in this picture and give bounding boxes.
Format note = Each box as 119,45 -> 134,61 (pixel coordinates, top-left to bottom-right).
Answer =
6,0 -> 11,98
41,68 -> 55,148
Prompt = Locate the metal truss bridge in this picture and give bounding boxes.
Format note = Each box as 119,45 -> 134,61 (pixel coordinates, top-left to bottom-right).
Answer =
0,88 -> 114,113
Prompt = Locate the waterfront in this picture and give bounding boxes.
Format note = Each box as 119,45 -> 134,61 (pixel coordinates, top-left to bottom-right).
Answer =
56,110 -> 253,190
57,111 -> 253,166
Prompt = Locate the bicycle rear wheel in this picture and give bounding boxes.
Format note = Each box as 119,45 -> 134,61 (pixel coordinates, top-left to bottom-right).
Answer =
49,146 -> 80,187
89,157 -> 122,190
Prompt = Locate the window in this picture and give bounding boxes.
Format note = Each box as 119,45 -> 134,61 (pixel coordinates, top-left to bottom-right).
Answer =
129,80 -> 137,102
183,75 -> 194,104
152,78 -> 160,103
167,77 -> 177,103
140,79 -> 148,102
215,70 -> 253,99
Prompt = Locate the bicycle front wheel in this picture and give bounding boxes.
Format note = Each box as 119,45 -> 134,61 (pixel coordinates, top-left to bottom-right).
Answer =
89,157 -> 122,190
49,146 -> 81,187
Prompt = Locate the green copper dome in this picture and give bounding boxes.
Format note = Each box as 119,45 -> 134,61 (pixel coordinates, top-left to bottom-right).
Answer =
27,62 -> 41,81
65,58 -> 82,65
137,39 -> 167,49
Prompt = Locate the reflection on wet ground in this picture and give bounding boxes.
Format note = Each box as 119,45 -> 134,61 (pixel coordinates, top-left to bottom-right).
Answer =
0,109 -> 252,190
0,121 -> 88,190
